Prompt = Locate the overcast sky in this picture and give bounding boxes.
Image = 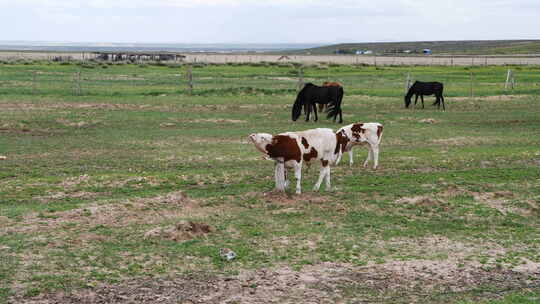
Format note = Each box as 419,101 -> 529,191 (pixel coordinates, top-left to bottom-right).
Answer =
1,0 -> 538,44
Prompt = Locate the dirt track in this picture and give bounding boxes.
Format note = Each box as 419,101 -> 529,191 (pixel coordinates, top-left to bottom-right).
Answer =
2,51 -> 540,66
13,261 -> 540,304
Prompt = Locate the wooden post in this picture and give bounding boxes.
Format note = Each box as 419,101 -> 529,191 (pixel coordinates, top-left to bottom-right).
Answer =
511,73 -> 516,89
187,65 -> 193,95
74,70 -> 82,96
469,71 -> 474,99
505,69 -> 515,90
32,71 -> 37,95
405,72 -> 411,92
297,66 -> 304,91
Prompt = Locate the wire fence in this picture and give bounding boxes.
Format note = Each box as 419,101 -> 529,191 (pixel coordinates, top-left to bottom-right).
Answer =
1,63 -> 539,98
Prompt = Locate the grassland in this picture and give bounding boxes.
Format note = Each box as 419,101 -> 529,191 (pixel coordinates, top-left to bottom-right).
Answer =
296,40 -> 540,55
0,61 -> 539,303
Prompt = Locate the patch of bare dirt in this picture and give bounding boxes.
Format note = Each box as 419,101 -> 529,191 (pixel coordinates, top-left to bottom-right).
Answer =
144,221 -> 213,242
60,175 -> 91,188
395,196 -> 443,207
450,95 -> 529,102
0,126 -> 58,136
396,186 -> 531,216
419,118 -> 438,124
36,191 -> 102,203
247,191 -> 330,206
190,119 -> 246,124
374,236 -> 508,265
1,191 -> 212,236
56,119 -> 101,128
267,76 -> 297,82
471,191 -> 517,215
14,261 -> 540,304
432,136 -> 495,146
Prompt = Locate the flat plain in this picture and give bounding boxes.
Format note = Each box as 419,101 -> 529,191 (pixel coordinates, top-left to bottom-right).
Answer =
1,61 -> 539,303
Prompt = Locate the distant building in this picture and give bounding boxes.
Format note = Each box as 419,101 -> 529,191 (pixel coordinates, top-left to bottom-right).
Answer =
423,49 -> 432,55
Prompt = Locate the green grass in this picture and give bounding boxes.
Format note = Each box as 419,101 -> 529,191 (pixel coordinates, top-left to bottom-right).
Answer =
0,62 -> 539,303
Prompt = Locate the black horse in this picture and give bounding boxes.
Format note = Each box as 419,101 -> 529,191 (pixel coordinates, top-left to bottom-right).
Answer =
292,83 -> 344,123
404,81 -> 445,110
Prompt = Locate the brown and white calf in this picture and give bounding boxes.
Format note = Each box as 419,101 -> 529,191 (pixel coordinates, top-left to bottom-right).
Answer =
249,128 -> 337,194
335,122 -> 383,169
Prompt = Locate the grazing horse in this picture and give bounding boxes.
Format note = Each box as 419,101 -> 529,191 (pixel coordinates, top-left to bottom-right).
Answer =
292,83 -> 344,123
319,81 -> 343,112
404,81 -> 445,110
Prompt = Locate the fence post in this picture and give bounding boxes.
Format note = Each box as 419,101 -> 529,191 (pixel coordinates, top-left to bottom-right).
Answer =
297,66 -> 304,91
505,69 -> 514,90
72,70 -> 81,96
469,71 -> 474,99
187,64 -> 193,95
405,72 -> 411,92
32,71 -> 37,95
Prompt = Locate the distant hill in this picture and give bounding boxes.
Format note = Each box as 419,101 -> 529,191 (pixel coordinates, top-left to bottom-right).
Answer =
291,40 -> 540,55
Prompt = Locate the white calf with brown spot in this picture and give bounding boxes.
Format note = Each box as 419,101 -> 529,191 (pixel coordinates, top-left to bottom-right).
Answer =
335,122 -> 383,169
249,128 -> 337,194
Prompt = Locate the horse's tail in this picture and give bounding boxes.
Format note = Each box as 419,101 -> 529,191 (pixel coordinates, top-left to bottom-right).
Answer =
326,86 -> 343,119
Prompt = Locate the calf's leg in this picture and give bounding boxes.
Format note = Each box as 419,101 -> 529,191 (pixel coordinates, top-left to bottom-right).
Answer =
371,144 -> 380,169
363,148 -> 372,168
293,162 -> 302,194
313,159 -> 330,191
274,162 -> 286,191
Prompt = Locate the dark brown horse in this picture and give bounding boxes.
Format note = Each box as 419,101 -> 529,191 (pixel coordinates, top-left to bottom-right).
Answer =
404,81 -> 445,110
318,82 -> 343,112
292,83 -> 344,123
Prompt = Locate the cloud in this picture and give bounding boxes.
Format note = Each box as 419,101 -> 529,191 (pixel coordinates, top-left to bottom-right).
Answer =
0,0 -> 539,43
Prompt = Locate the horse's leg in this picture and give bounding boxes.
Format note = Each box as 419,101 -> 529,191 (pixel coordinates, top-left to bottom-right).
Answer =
305,103 -> 311,122
414,94 -> 419,108
313,103 -> 318,122
339,108 -> 343,123
421,95 -> 425,108
441,95 -> 445,111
